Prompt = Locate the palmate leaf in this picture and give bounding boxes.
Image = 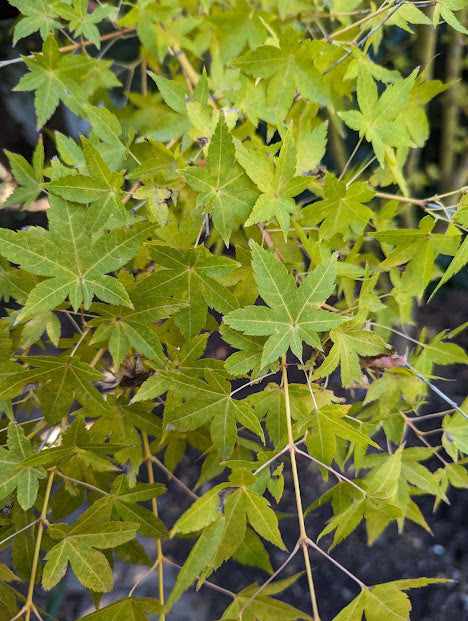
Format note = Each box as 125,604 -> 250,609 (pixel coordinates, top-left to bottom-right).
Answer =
135,368 -> 263,457
79,597 -> 163,620
136,244 -> 239,338
0,355 -> 114,424
4,138 -> 44,209
313,325 -> 387,386
184,115 -> 258,244
232,25 -> 327,118
224,242 -> 348,367
0,197 -> 154,323
221,574 -> 312,620
333,579 -> 450,621
89,287 -> 187,367
43,502 -> 139,592
9,0 -> 62,44
301,174 -> 375,240
54,0 -> 117,49
48,138 -> 129,229
0,424 -> 46,510
339,65 -> 417,167
14,34 -> 89,127
235,130 -> 310,237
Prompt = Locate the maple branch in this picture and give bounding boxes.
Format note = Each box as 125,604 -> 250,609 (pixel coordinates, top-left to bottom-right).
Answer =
24,469 -> 55,621
295,446 -> 366,495
0,27 -> 138,70
163,557 -> 236,599
0,520 -> 38,548
282,356 -> 321,620
325,0 -> 407,74
400,412 -> 448,466
405,363 -> 468,421
253,445 -> 290,475
55,471 -> 108,495
326,2 -> 396,40
142,432 -> 165,617
238,540 -> 302,619
306,537 -> 367,588
152,455 -> 199,500
229,371 -> 278,397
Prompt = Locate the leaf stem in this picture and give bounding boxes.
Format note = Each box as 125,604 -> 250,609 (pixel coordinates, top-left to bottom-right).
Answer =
0,519 -> 38,548
239,540 -> 302,618
306,537 -> 366,588
152,456 -> 198,500
24,469 -> 55,621
142,432 -> 165,617
295,447 -> 366,495
282,356 -> 320,620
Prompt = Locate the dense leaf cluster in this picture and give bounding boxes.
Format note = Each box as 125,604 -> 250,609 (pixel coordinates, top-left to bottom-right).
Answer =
0,1 -> 467,620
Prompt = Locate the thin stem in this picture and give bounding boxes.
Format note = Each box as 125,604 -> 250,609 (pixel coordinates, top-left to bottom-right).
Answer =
0,27 -> 138,70
142,433 -> 165,617
400,412 -> 448,466
253,445 -> 290,476
0,520 -> 38,548
55,471 -> 108,495
90,347 -> 106,369
152,456 -> 198,500
339,136 -> 363,181
413,409 -> 454,421
405,363 -> 468,420
24,469 -> 55,621
325,0 -> 407,74
306,537 -> 366,588
295,447 -> 366,495
282,357 -> 320,620
239,541 -> 301,618
229,371 -> 278,397
128,556 -> 162,597
164,558 -> 235,599
326,2 -> 395,39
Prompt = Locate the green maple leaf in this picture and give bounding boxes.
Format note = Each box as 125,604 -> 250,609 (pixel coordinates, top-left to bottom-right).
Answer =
4,139 -> 44,209
9,0 -> 62,44
14,34 -> 89,128
136,244 -> 239,338
54,0 -> 117,49
301,174 -> 375,239
313,325 -> 387,386
184,115 -> 259,244
0,424 -> 46,510
333,579 -> 449,621
224,242 -> 348,367
0,198 -> 154,323
0,355 -> 114,424
373,215 -> 460,296
339,65 -> 417,167
209,0 -> 267,63
89,291 -> 187,368
79,597 -> 163,620
48,138 -> 129,229
43,502 -> 139,592
135,368 -> 263,457
434,0 -> 468,34
169,483 -> 284,608
106,476 -> 169,540
235,129 -> 310,236
232,26 -> 327,117
222,574 -> 312,620
148,71 -> 211,145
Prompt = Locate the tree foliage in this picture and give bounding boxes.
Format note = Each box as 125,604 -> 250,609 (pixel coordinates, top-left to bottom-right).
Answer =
0,1 -> 467,620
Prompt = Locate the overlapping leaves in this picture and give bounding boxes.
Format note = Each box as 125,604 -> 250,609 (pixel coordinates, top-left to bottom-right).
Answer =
225,242 -> 348,366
